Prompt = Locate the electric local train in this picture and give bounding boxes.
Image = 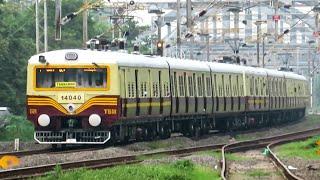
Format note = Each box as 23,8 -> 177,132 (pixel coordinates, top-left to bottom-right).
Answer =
26,49 -> 309,145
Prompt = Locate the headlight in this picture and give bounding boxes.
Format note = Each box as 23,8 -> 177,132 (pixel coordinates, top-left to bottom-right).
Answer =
38,114 -> 50,127
67,103 -> 75,113
88,114 -> 101,127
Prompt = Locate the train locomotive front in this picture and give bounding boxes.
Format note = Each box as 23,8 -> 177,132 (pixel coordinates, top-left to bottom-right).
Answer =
26,50 -> 120,144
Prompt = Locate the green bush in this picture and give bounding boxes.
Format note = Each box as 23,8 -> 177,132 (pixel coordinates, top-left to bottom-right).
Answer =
40,161 -> 220,180
173,160 -> 195,171
0,115 -> 34,141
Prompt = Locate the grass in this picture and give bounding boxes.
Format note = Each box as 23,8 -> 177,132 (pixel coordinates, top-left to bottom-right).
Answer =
247,169 -> 271,177
275,135 -> 320,159
234,134 -> 255,141
0,115 -> 34,141
40,160 -> 220,180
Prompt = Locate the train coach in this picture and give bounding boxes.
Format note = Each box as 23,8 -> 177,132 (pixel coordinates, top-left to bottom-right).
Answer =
26,49 -> 309,146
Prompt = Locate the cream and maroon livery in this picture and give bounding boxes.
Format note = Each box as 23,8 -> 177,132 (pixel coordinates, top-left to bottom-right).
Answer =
26,49 -> 309,145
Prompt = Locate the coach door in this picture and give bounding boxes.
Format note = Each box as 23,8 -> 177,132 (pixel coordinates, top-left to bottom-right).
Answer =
135,70 -> 140,116
124,68 -> 136,118
120,68 -> 127,117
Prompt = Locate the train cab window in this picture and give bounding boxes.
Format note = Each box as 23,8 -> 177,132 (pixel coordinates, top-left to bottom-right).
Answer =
36,67 -> 107,89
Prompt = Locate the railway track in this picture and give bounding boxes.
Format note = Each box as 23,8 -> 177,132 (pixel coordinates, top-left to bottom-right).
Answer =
1,127 -> 319,179
0,116 -> 307,158
0,146 -> 102,158
0,144 -> 224,179
221,128 -> 320,180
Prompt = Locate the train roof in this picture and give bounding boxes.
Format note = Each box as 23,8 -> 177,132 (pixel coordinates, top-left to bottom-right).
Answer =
28,49 -> 307,81
284,72 -> 307,81
29,49 -> 169,69
166,57 -> 210,72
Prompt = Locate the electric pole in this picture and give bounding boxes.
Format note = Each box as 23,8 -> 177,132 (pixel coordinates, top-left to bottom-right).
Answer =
83,0 -> 88,48
176,0 -> 181,58
35,0 -> 39,53
44,0 -> 48,52
186,0 -> 194,59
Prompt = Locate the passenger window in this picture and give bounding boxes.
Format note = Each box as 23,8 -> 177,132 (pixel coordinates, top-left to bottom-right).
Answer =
188,76 -> 194,96
206,76 -> 212,97
170,75 -> 175,97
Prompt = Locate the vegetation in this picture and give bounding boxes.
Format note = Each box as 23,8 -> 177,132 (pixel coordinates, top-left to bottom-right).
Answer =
247,169 -> 271,178
0,115 -> 34,141
234,134 -> 255,141
41,160 -> 220,180
0,0 -> 148,115
275,135 -> 320,159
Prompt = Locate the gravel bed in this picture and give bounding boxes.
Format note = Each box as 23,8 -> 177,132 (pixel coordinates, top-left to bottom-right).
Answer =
228,150 -> 284,180
142,154 -> 220,170
0,142 -> 49,153
279,157 -> 320,180
19,147 -> 134,168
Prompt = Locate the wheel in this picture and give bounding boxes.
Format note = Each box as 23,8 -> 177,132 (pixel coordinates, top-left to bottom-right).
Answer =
51,144 -> 57,150
195,126 -> 201,139
188,124 -> 195,137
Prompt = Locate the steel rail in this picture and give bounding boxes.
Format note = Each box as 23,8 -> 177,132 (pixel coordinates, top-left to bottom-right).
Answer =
220,127 -> 320,180
0,147 -> 102,158
267,138 -> 308,180
0,116 -> 306,158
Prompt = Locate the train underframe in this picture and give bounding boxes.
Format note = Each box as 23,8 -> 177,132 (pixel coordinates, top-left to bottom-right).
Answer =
110,107 -> 306,143
34,108 -> 305,145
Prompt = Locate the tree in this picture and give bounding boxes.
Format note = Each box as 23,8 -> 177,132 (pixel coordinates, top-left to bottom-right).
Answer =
0,0 -> 107,114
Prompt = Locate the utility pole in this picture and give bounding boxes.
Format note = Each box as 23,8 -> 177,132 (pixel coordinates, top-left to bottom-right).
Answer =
256,22 -> 261,66
44,0 -> 48,52
274,0 -> 279,40
308,40 -> 315,110
186,0 -> 194,59
83,0 -> 88,48
255,20 -> 266,67
262,35 -> 265,68
176,0 -> 181,58
206,35 -> 210,61
35,0 -> 39,53
316,8 -> 320,54
55,0 -> 62,40
262,33 -> 271,68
